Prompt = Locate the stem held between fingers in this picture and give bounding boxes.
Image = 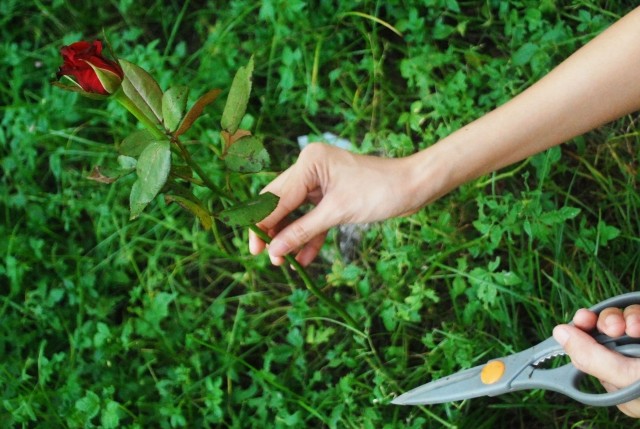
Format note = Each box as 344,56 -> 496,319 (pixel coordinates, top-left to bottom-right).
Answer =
248,225 -> 359,329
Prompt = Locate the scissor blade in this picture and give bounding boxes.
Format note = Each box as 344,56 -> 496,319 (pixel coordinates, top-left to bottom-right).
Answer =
392,365 -> 485,405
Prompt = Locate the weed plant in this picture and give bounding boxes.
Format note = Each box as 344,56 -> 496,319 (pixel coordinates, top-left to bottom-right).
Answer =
1,1 -> 639,428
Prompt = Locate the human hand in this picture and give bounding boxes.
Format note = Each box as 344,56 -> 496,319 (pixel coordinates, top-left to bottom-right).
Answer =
553,304 -> 640,418
248,143 -> 428,266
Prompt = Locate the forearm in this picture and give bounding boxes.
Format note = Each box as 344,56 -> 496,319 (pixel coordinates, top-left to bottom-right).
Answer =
408,6 -> 640,205
252,7 -> 640,265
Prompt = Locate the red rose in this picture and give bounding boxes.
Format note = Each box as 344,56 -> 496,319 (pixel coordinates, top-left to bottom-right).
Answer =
57,40 -> 123,95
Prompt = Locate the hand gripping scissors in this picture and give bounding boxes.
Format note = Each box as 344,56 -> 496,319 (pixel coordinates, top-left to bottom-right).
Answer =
392,292 -> 640,407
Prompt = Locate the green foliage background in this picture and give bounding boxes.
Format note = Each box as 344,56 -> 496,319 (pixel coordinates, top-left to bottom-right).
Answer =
2,1 -> 639,427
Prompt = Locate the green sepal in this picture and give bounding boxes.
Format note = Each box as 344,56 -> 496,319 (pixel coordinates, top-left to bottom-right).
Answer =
88,62 -> 122,94
51,80 -> 109,100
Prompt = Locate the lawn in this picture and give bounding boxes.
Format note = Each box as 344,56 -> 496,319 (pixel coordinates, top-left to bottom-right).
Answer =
1,1 -> 639,427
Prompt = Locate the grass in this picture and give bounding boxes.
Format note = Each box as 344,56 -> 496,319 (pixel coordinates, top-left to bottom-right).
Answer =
1,1 -> 639,427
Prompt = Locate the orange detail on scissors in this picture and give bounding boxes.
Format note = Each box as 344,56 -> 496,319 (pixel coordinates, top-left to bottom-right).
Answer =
480,360 -> 506,385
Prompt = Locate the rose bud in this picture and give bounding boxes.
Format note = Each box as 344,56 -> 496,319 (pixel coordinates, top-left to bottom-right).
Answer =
57,40 -> 123,96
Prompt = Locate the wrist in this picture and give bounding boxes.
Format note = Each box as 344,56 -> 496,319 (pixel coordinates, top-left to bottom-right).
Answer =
402,143 -> 454,211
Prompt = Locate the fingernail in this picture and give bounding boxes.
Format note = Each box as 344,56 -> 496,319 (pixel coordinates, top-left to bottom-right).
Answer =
553,326 -> 570,346
628,314 -> 640,329
604,314 -> 622,329
269,253 -> 280,266
604,314 -> 614,326
267,240 -> 289,258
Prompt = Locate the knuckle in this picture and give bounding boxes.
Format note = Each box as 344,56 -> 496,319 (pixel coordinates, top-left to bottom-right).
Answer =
624,304 -> 640,316
299,142 -> 332,163
562,336 -> 593,373
569,353 -> 591,373
289,222 -> 311,247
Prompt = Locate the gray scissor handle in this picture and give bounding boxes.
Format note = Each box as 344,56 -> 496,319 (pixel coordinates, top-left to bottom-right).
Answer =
514,292 -> 640,406
536,344 -> 640,406
571,292 -> 640,406
565,292 -> 640,405
588,291 -> 640,314
586,291 -> 640,351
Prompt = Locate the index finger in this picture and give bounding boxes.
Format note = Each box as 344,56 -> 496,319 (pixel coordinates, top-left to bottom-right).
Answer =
554,324 -> 638,389
249,159 -> 320,255
248,169 -> 294,255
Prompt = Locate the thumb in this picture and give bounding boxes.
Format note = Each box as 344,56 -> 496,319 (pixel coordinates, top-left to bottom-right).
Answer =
553,324 -> 635,388
267,203 -> 336,259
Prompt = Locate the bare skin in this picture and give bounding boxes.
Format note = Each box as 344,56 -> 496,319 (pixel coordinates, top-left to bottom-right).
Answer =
249,7 -> 640,416
250,7 -> 640,267
554,305 -> 640,417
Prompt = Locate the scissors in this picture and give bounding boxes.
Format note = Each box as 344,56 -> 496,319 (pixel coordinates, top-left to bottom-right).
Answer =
392,292 -> 640,407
